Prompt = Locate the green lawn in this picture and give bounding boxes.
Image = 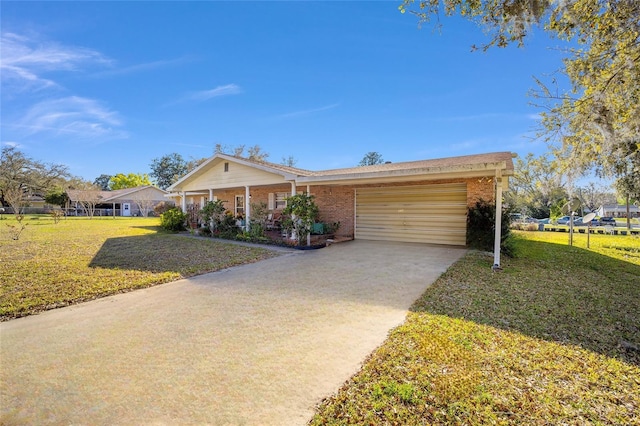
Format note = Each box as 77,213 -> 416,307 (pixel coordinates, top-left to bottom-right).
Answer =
311,231 -> 640,425
0,215 -> 279,320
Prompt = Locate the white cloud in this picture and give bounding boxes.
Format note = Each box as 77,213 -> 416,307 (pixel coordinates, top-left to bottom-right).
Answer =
92,56 -> 192,78
17,96 -> 127,140
0,32 -> 111,93
183,84 -> 243,102
1,141 -> 21,148
276,103 -> 340,119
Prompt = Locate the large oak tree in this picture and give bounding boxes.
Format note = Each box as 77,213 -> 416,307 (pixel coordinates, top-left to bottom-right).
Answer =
0,146 -> 69,214
401,0 -> 639,181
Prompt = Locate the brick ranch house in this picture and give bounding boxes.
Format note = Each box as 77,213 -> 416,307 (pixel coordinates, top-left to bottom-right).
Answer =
167,151 -> 514,248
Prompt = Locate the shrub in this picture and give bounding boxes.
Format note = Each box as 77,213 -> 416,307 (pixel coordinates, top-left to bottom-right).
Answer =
513,222 -> 539,232
160,208 -> 186,232
467,199 -> 515,257
200,200 -> 226,229
154,201 -> 175,216
248,201 -> 268,239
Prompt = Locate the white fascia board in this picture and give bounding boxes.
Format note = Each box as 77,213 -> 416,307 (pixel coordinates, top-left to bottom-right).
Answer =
216,154 -> 300,180
295,161 -> 511,185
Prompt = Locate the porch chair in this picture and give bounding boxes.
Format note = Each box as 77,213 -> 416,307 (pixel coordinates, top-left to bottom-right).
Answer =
266,212 -> 281,230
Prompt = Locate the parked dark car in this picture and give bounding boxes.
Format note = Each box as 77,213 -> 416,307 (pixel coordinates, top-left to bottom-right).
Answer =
596,216 -> 617,227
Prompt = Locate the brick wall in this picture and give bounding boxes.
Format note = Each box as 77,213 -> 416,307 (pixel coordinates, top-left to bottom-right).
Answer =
310,186 -> 355,237
193,178 -> 496,239
465,177 -> 496,206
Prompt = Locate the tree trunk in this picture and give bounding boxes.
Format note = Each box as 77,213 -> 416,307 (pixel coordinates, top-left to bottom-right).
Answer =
626,194 -> 631,231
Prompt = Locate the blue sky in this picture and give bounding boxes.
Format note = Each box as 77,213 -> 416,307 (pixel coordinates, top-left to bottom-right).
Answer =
1,1 -> 568,182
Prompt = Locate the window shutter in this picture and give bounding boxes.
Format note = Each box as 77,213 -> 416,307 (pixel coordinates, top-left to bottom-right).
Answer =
268,193 -> 275,210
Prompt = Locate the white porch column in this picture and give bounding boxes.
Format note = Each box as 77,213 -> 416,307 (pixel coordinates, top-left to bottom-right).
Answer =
290,181 -> 297,240
209,188 -> 213,201
493,171 -> 503,269
245,185 -> 251,231
181,191 -> 187,212
306,184 -> 311,246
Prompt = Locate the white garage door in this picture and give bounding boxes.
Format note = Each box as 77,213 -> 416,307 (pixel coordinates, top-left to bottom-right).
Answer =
355,183 -> 467,245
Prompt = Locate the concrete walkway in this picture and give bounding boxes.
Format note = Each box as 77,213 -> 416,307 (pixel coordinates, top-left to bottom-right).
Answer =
1,240 -> 465,425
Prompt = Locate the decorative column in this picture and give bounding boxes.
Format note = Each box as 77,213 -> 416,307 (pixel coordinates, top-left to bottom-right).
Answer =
307,184 -> 311,246
245,185 -> 251,231
290,181 -> 297,240
181,191 -> 187,212
493,171 -> 503,269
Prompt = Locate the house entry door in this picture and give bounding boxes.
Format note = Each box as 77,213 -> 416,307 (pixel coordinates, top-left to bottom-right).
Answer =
122,203 -> 131,216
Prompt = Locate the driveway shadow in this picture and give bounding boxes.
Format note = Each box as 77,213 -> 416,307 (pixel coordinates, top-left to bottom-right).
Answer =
411,239 -> 640,366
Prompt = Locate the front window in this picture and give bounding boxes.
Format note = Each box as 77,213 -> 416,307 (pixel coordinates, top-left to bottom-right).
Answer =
235,195 -> 244,216
275,192 -> 289,210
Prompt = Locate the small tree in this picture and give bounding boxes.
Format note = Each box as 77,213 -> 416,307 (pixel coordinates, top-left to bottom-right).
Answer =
150,153 -> 188,190
93,174 -> 112,191
200,200 -> 227,230
130,189 -> 156,217
281,156 -> 297,167
282,193 -> 319,246
45,187 -> 69,209
359,152 -> 384,166
109,173 -> 153,190
76,187 -> 103,218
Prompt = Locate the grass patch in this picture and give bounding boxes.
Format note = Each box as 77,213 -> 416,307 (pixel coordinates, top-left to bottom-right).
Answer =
311,231 -> 640,425
0,216 -> 279,320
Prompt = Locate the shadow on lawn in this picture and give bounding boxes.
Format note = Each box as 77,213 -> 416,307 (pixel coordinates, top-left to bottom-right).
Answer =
131,225 -> 164,232
411,239 -> 640,366
89,234 -> 179,273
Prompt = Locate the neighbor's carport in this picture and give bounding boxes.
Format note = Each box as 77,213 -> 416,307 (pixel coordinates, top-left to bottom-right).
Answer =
1,241 -> 466,425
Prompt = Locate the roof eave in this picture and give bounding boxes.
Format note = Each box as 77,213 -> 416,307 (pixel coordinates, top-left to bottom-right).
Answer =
295,161 -> 512,185
167,153 -> 302,192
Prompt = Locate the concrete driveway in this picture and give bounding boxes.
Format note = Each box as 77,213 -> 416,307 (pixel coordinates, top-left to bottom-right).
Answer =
1,240 -> 465,425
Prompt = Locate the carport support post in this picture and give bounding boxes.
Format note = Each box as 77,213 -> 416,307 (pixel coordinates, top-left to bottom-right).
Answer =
493,173 -> 503,269
290,181 -> 297,241
307,184 -> 311,246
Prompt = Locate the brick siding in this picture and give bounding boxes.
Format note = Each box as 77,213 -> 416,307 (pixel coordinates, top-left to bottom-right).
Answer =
193,178 -> 496,240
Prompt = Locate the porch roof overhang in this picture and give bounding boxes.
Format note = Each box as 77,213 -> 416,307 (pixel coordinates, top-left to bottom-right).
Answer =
295,160 -> 513,188
167,151 -> 515,193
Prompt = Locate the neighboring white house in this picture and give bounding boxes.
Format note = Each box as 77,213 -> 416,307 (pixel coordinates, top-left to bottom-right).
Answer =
596,204 -> 640,218
66,185 -> 169,217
